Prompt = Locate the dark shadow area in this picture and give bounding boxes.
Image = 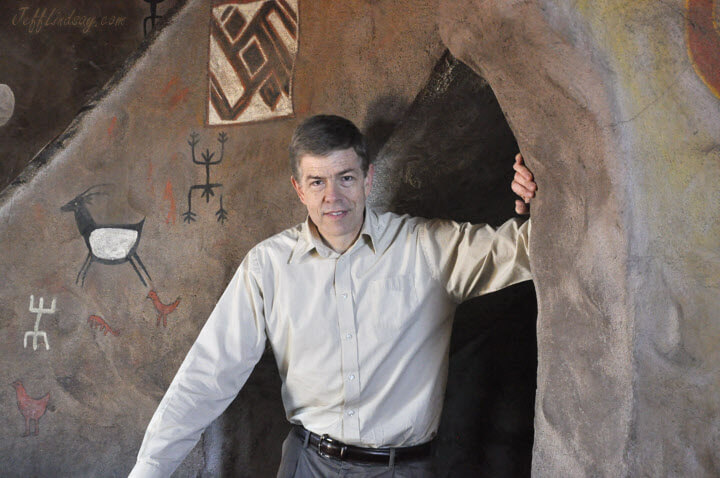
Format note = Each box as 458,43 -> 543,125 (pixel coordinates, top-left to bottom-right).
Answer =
201,348 -> 287,477
0,0 -> 181,192
370,51 -> 538,477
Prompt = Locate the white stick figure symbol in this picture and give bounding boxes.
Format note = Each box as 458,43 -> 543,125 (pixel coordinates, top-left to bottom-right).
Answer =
23,295 -> 56,351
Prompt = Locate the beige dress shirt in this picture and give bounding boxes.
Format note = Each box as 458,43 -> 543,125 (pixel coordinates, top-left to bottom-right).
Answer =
129,208 -> 532,477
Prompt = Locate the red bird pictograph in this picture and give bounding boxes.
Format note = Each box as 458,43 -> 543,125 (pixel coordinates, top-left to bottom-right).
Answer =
12,381 -> 50,436
147,290 -> 180,327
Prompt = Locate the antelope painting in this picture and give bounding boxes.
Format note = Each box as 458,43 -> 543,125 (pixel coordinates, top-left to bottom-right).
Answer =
61,185 -> 152,287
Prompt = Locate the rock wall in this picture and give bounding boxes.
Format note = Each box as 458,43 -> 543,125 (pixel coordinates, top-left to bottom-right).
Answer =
0,0 -> 156,192
1,1 -> 542,476
0,0 -> 448,475
7,0 -> 716,476
439,0 -> 720,476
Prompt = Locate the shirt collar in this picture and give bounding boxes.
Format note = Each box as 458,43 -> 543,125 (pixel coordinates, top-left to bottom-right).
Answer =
288,206 -> 380,263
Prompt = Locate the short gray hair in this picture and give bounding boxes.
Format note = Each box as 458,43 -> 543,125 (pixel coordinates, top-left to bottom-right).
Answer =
289,115 -> 369,179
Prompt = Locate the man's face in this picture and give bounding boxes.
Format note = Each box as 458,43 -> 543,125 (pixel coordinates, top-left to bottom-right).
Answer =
291,148 -> 373,253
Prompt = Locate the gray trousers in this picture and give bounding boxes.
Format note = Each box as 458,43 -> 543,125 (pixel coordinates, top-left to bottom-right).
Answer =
276,429 -> 436,478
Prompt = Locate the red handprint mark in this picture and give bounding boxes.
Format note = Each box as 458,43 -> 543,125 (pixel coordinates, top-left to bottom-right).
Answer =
687,0 -> 720,98
88,315 -> 120,336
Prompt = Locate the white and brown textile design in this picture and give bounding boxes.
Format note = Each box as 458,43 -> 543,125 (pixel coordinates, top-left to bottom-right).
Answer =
208,0 -> 298,125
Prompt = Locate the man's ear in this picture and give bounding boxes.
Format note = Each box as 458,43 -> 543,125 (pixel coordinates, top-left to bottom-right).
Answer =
291,176 -> 306,204
364,163 -> 375,195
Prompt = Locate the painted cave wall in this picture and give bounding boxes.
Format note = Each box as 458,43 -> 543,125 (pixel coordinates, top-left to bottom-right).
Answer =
0,0 -> 167,192
2,0 -> 719,477
1,0 -> 536,476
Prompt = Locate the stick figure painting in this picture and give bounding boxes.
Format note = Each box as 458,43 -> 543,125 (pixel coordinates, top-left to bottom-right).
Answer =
182,131 -> 229,224
61,185 -> 152,287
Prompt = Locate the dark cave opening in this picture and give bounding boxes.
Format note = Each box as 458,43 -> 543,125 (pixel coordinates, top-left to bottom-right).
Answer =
369,51 -> 538,478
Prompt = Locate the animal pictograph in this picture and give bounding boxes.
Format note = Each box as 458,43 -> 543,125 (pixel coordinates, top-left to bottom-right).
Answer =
24,295 -> 56,351
12,381 -> 50,436
88,315 -> 120,336
147,290 -> 180,327
182,132 -> 229,224
61,185 -> 152,287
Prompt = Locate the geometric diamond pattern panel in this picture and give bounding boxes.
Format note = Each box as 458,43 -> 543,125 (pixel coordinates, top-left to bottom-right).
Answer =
208,0 -> 298,125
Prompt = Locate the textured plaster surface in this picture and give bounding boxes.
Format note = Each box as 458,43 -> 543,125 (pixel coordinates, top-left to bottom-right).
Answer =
440,0 -> 720,476
0,1 -> 150,191
0,0 -> 447,475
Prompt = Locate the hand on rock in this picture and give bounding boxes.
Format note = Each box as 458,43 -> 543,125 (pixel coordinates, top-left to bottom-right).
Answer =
512,153 -> 536,215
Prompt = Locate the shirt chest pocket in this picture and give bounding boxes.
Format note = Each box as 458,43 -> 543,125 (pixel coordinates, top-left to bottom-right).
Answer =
361,275 -> 418,333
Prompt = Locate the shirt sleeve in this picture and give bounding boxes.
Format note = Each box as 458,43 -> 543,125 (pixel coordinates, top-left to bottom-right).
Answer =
128,249 -> 267,478
419,217 -> 532,303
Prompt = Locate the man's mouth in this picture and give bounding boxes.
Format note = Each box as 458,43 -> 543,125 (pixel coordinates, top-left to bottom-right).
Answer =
324,210 -> 347,217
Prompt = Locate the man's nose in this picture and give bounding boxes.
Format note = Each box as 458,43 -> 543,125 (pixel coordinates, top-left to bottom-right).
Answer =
323,180 -> 341,202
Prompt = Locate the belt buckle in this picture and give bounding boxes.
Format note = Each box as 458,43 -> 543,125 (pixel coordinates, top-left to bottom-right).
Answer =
317,434 -> 347,460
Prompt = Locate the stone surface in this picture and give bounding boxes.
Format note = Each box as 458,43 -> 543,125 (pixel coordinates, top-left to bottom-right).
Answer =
9,0 -> 717,475
0,84 -> 15,127
0,1 -> 152,191
439,0 -> 720,476
0,0 -> 505,476
0,0 -> 545,474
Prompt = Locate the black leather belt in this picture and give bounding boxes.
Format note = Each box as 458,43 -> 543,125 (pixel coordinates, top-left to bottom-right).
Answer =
293,426 -> 433,465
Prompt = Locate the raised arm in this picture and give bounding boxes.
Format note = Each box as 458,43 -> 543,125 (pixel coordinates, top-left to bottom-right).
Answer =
419,216 -> 532,303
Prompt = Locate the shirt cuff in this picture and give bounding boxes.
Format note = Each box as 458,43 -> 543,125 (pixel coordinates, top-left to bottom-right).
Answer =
127,460 -> 168,478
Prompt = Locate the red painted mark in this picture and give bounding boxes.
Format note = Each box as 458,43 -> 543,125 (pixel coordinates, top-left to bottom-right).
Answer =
11,381 -> 50,437
32,203 -> 45,222
161,77 -> 179,96
163,180 -> 176,225
687,0 -> 720,98
108,116 -> 118,137
147,290 -> 180,328
88,315 -> 120,336
170,87 -> 190,109
161,76 -> 190,110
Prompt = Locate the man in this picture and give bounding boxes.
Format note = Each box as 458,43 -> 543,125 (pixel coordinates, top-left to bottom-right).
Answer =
129,115 -> 537,477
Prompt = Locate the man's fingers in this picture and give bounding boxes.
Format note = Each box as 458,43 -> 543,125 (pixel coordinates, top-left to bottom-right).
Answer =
513,160 -> 533,181
512,179 -> 534,201
512,152 -> 535,214
514,173 -> 537,193
515,199 -> 529,215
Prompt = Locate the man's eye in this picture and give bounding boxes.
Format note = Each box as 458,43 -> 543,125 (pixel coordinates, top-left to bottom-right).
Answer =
310,180 -> 323,187
342,176 -> 354,182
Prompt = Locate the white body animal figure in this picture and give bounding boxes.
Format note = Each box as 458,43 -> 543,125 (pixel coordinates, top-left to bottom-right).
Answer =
61,185 -> 151,287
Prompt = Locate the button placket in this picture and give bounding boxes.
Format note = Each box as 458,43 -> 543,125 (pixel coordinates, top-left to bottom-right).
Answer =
335,254 -> 361,441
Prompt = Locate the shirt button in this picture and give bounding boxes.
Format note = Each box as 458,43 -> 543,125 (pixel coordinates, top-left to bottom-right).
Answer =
347,410 -> 355,416
341,293 -> 348,299
348,374 -> 355,381
345,333 -> 353,340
